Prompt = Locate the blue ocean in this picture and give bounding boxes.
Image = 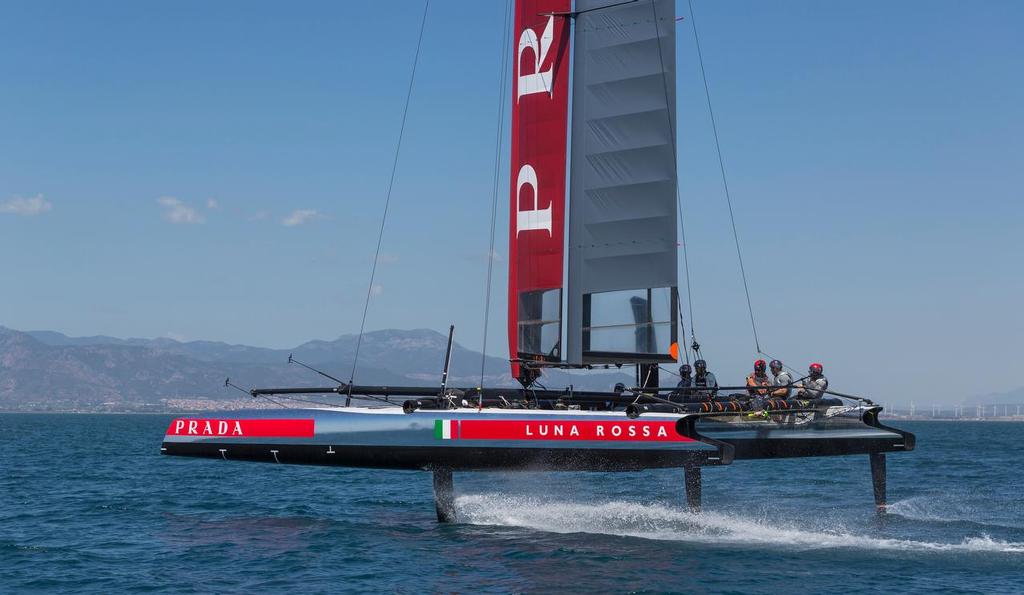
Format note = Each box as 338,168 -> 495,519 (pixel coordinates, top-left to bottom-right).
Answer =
2,414 -> 1022,593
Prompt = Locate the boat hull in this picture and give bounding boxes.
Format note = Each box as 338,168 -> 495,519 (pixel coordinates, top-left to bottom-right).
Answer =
699,408 -> 914,460
161,442 -> 722,471
160,406 -> 912,471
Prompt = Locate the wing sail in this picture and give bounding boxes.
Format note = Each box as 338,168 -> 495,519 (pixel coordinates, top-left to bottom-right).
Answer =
566,0 -> 679,364
508,0 -> 572,378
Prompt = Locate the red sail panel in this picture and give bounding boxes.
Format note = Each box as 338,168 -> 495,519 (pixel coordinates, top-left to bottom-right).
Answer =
508,0 -> 571,378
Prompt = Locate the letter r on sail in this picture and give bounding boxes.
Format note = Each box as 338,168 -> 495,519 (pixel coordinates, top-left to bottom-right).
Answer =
518,16 -> 556,100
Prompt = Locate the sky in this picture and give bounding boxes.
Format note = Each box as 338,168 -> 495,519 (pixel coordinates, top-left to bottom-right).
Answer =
1,1 -> 1022,405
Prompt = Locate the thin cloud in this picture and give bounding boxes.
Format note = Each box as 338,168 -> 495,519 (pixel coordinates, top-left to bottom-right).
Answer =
468,249 -> 502,262
157,197 -> 205,224
370,284 -> 384,297
377,252 -> 399,265
281,209 -> 322,227
206,199 -> 219,209
0,194 -> 53,216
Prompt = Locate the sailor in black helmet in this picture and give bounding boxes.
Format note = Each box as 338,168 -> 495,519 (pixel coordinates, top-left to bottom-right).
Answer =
797,362 -> 828,400
769,360 -> 793,399
673,363 -> 694,401
693,359 -> 718,400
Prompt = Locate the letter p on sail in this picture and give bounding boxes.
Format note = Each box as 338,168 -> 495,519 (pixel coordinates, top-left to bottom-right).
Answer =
515,164 -> 551,235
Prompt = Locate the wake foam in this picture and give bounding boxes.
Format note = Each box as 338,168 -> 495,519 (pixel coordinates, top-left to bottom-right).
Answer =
887,496 -> 1024,529
457,494 -> 1024,554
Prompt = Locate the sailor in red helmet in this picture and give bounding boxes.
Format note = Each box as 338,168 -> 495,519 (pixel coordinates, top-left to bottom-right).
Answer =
797,362 -> 829,400
746,359 -> 770,396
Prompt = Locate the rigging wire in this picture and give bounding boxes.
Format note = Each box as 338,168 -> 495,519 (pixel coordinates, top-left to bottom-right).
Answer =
686,0 -> 762,355
348,0 -> 430,392
255,391 -> 399,410
225,378 -> 296,409
254,394 -> 290,408
676,300 -> 691,365
648,0 -> 697,364
480,0 -> 514,392
269,394 -> 345,409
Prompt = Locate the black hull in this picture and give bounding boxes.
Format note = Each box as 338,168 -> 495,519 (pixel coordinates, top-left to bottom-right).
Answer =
723,435 -> 909,460
709,408 -> 916,460
161,442 -> 725,471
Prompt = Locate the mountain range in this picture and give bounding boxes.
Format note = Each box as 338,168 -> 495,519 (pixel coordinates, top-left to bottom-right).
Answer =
0,326 -> 627,412
964,386 -> 1024,406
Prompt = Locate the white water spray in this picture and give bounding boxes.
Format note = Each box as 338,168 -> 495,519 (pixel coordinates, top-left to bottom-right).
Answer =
456,494 -> 1024,554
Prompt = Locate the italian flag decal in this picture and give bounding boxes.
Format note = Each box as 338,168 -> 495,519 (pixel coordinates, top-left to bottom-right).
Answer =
434,419 -> 458,440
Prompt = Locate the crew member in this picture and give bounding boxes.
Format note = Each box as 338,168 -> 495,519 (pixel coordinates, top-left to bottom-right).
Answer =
769,360 -> 793,399
693,359 -> 718,400
746,359 -> 770,396
797,362 -> 828,399
672,363 -> 694,401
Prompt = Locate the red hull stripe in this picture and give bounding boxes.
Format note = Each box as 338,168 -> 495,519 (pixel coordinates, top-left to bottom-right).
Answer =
454,420 -> 692,442
166,418 -> 315,438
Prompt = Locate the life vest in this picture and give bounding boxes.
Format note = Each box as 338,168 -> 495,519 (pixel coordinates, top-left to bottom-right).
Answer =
747,372 -> 770,396
772,371 -> 793,399
801,376 -> 829,399
693,372 -> 718,399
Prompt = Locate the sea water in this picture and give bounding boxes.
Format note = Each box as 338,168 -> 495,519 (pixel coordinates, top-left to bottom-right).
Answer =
1,414 -> 1022,593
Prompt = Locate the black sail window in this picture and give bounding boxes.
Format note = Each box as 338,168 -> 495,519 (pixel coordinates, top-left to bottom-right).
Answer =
517,289 -> 562,360
582,287 -> 677,362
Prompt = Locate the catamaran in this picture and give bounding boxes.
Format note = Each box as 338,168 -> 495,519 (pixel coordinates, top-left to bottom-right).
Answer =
162,0 -> 914,522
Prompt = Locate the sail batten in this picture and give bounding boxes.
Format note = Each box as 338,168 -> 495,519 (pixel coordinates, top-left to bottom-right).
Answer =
567,0 -> 678,365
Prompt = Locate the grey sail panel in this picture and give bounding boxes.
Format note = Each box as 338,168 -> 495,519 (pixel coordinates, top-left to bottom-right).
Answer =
567,0 -> 678,364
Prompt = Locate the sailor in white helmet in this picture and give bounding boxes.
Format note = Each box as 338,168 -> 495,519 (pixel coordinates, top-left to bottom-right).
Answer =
797,362 -> 828,400
769,360 -> 793,399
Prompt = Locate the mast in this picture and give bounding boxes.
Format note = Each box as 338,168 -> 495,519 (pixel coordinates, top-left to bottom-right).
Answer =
507,0 -> 572,383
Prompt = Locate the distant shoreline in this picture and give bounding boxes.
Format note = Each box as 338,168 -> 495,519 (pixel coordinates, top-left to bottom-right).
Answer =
0,410 -> 175,415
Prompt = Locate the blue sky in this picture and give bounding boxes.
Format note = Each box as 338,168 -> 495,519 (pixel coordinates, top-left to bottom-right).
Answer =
1,1 -> 1021,404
